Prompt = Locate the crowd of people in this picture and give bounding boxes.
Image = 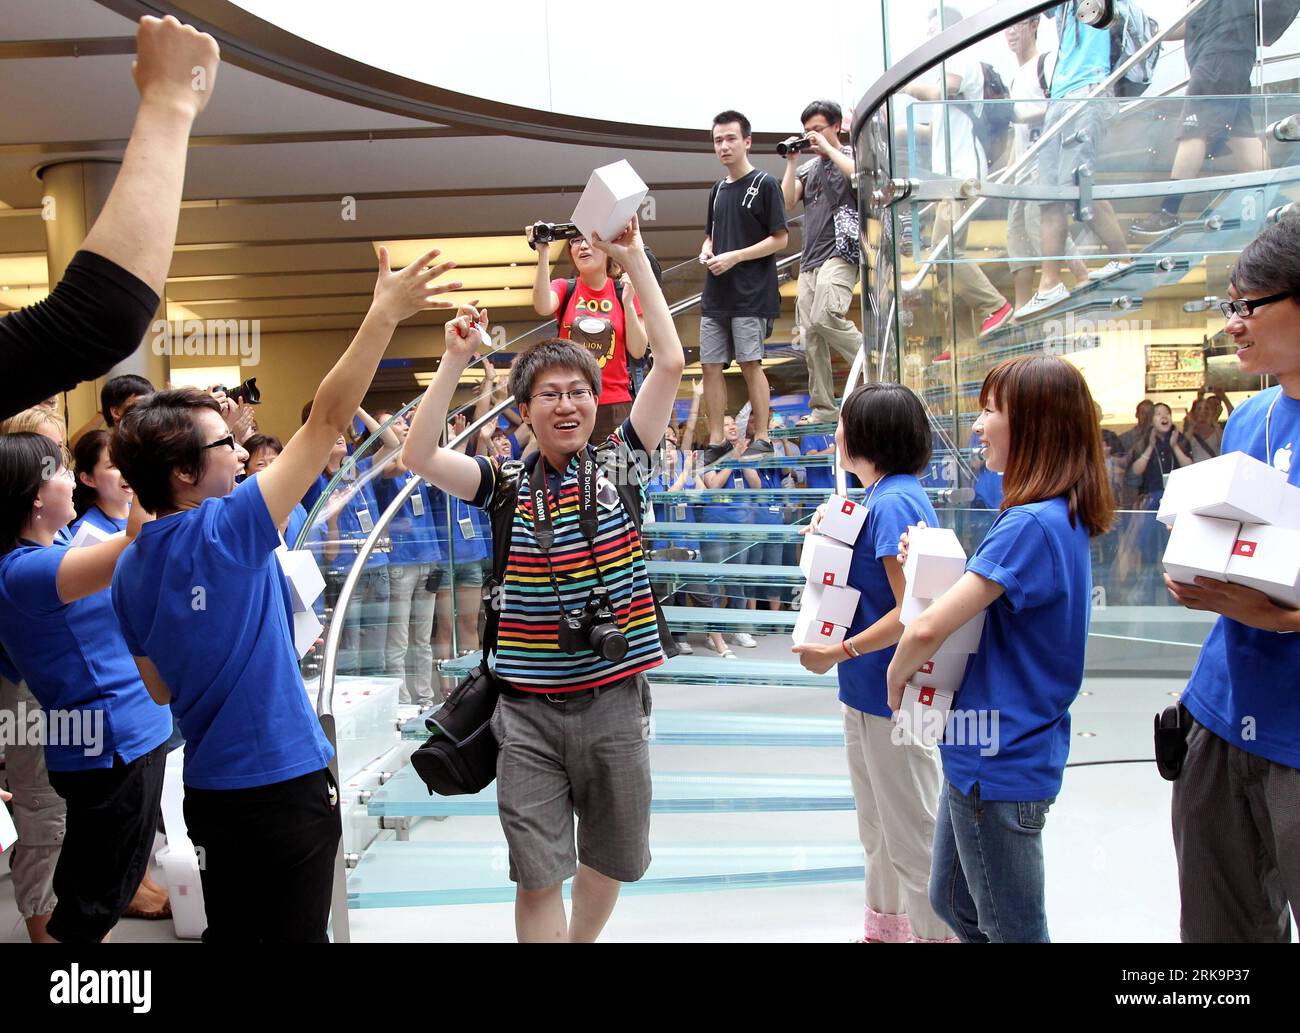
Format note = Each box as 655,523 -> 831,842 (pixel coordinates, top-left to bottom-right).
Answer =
0,7 -> 1297,948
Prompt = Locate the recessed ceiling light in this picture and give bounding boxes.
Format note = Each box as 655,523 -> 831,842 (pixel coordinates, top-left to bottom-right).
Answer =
1077,732 -> 1097,738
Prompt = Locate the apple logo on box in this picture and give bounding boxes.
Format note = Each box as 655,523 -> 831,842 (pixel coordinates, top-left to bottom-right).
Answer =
1275,441 -> 1293,475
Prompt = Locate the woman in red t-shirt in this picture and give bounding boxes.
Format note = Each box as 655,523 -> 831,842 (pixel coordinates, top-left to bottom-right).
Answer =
528,225 -> 647,442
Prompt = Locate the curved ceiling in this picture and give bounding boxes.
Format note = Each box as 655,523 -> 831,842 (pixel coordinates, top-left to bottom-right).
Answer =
95,0 -> 880,147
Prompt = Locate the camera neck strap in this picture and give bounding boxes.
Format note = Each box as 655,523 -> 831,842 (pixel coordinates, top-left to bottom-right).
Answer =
527,449 -> 608,608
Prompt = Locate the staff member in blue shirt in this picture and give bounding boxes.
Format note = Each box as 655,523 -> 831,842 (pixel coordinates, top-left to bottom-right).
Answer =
1163,220 -> 1300,943
0,432 -> 169,943
887,355 -> 1115,942
71,430 -> 132,538
793,383 -> 956,943
109,247 -> 459,942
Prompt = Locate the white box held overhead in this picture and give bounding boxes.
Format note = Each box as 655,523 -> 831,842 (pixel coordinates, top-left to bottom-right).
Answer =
791,606 -> 847,647
799,533 -> 854,588
1162,512 -> 1240,584
819,494 -> 869,546
1224,523 -> 1300,608
571,160 -> 648,244
1162,451 -> 1288,525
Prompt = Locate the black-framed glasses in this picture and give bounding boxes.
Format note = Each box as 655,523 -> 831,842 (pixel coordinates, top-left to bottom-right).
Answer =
1219,291 -> 1293,318
529,389 -> 595,406
202,434 -> 236,451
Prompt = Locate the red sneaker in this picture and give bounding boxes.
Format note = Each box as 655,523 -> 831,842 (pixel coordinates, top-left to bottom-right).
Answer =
979,301 -> 1013,336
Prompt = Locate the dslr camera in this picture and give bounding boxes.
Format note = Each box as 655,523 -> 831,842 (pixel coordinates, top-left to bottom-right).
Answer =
528,221 -> 582,249
557,587 -> 628,661
214,377 -> 261,405
777,136 -> 815,157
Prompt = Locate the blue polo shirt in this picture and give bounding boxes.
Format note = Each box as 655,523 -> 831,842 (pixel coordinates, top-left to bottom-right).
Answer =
374,472 -> 442,566
1181,388 -> 1300,769
111,475 -> 334,791
71,505 -> 127,538
941,495 -> 1092,801
838,475 -> 939,717
0,540 -> 171,771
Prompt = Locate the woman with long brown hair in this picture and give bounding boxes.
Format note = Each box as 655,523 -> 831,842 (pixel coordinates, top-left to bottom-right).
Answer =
886,354 -> 1114,942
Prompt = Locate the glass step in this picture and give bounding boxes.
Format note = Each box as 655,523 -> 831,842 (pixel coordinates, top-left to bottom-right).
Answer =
402,708 -> 842,746
646,561 -> 802,587
770,420 -> 835,439
348,841 -> 864,909
709,447 -> 972,471
369,767 -> 853,818
645,522 -> 809,543
439,652 -> 836,688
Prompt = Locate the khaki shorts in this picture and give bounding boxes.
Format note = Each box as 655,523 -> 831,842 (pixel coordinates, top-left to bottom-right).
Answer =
490,674 -> 652,889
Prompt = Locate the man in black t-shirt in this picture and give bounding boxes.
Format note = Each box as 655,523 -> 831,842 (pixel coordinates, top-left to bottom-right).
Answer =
698,110 -> 789,467
780,99 -> 861,425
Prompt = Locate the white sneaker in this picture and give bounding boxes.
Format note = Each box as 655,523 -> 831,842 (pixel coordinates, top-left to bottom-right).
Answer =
675,639 -> 694,655
1013,283 -> 1070,319
733,633 -> 758,648
1088,259 -> 1133,281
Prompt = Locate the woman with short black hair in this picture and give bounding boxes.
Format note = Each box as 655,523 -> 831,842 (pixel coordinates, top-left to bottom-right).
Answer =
793,382 -> 955,943
0,432 -> 168,943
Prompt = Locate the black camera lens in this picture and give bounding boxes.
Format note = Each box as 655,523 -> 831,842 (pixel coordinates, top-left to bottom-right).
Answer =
588,622 -> 629,661
777,137 -> 814,157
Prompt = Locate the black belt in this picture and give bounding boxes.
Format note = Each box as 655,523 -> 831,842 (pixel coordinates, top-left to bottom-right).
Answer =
499,681 -> 625,705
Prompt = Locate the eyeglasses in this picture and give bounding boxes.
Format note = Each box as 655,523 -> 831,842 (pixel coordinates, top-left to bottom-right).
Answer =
1219,291 -> 1292,318
529,389 -> 595,406
202,434 -> 236,451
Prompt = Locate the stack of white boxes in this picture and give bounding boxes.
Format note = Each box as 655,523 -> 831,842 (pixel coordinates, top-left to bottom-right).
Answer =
1160,451 -> 1300,607
791,494 -> 867,652
276,542 -> 327,658
897,526 -> 985,746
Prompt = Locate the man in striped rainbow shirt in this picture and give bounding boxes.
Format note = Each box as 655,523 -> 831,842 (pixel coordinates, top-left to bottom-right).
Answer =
404,215 -> 685,942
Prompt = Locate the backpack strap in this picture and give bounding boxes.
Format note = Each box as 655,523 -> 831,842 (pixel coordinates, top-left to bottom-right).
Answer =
477,455 -> 533,656
1037,52 -> 1050,98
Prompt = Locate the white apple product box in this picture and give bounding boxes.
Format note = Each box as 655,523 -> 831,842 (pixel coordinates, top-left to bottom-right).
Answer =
903,525 -> 968,599
276,544 -> 326,612
68,522 -> 123,549
912,652 -> 970,695
571,160 -> 648,244
1275,483 -> 1300,531
899,588 -> 985,654
157,843 -> 206,939
1225,523 -> 1300,608
1162,512 -> 1241,584
791,606 -> 847,647
0,798 -> 17,853
293,607 -> 323,659
799,533 -> 854,588
799,580 -> 861,628
1161,451 -> 1288,526
820,494 -> 870,546
896,681 -> 955,748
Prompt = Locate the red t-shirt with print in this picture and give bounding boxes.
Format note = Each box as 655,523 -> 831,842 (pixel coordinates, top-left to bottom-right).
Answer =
552,276 -> 643,406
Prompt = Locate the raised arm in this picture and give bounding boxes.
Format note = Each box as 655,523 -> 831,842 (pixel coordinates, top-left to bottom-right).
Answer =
54,500 -> 153,604
257,248 -> 460,528
403,305 -> 492,501
354,406 -> 401,453
528,226 -> 561,316
591,217 -> 685,450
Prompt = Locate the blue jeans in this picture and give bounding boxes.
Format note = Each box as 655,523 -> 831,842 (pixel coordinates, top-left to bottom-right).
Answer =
929,780 -> 1054,943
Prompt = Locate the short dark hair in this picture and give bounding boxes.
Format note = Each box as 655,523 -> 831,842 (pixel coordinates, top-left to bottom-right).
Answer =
839,383 -> 932,477
1231,215 -> 1300,297
110,388 -> 223,514
100,374 -> 154,427
508,338 -> 602,405
72,428 -> 111,519
243,433 -> 284,457
712,110 -> 752,139
0,432 -> 64,554
801,100 -> 842,126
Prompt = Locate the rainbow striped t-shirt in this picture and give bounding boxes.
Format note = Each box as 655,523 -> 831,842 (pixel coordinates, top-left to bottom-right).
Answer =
470,420 -> 665,694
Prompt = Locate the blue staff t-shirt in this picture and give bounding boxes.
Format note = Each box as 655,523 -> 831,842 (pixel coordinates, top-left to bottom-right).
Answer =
374,472 -> 443,566
71,505 -> 127,538
1181,387 -> 1300,769
648,472 -> 701,552
801,434 -> 836,491
838,475 -> 939,717
699,469 -> 754,525
942,495 -> 1092,801
0,540 -> 171,771
111,475 -> 334,791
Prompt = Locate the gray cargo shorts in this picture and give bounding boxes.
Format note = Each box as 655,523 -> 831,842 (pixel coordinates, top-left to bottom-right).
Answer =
700,315 -> 771,365
490,674 -> 652,890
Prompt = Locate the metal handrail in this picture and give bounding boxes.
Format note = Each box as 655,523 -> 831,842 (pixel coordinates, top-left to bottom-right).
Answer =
887,0 -> 1211,293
